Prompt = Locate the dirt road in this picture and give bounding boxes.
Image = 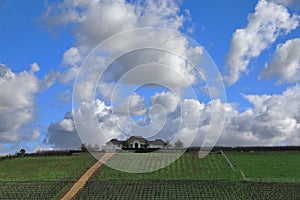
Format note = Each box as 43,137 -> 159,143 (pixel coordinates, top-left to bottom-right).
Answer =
61,153 -> 115,200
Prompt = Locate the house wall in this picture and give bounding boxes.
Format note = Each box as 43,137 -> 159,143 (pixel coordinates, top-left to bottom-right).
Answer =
130,140 -> 146,148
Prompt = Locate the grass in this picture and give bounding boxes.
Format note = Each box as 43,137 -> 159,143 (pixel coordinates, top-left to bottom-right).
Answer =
1,152 -> 300,199
0,155 -> 96,181
95,152 -> 242,180
226,152 -> 300,180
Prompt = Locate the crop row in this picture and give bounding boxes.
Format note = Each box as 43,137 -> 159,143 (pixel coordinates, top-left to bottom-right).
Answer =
76,180 -> 300,200
96,153 -> 241,180
0,181 -> 70,199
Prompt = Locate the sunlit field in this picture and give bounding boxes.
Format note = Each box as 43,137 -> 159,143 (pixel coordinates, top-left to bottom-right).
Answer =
0,155 -> 96,181
96,153 -> 241,180
1,152 -> 300,199
227,152 -> 300,181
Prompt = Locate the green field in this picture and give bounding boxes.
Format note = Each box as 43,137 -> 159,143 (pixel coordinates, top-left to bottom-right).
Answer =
96,153 -> 242,180
0,155 -> 96,181
76,180 -> 300,200
0,181 -> 69,200
1,152 -> 300,199
226,152 -> 300,181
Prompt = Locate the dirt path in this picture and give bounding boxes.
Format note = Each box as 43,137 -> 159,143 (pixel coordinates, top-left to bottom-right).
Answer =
61,153 -> 115,200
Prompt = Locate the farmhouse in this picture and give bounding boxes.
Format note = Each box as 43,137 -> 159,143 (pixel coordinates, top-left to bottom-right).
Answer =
104,136 -> 167,151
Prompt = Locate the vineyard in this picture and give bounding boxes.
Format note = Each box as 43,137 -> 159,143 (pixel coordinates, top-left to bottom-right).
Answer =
0,155 -> 96,199
0,155 -> 96,181
76,180 -> 300,200
0,152 -> 299,199
96,153 -> 242,180
0,181 -> 70,200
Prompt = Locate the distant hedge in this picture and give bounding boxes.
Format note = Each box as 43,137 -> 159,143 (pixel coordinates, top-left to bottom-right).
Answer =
187,146 -> 300,152
1,146 -> 300,162
0,150 -> 84,161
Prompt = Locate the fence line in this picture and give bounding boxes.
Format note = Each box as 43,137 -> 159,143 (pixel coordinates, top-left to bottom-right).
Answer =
220,150 -> 250,181
220,150 -> 300,183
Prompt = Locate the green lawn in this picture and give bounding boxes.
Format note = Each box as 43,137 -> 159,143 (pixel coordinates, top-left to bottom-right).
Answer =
0,155 -> 96,181
226,152 -> 300,180
96,153 -> 242,180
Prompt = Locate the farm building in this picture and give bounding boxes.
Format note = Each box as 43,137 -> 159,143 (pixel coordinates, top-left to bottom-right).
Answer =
103,136 -> 167,151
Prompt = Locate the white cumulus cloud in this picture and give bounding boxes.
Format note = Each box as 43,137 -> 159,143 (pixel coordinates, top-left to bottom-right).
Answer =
269,0 -> 300,7
219,84 -> 300,146
45,0 -> 200,90
151,91 -> 179,113
260,38 -> 300,83
224,0 -> 299,85
0,64 -> 40,143
46,83 -> 300,149
114,93 -> 147,116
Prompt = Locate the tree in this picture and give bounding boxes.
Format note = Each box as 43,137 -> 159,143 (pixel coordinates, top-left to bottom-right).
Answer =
165,140 -> 173,148
123,141 -> 130,149
20,149 -> 26,155
17,149 -> 26,157
81,143 -> 95,152
81,143 -> 88,152
174,140 -> 183,148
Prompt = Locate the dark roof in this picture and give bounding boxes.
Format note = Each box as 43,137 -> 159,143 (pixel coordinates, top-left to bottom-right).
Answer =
148,139 -> 167,145
106,136 -> 166,145
107,139 -> 123,145
126,136 -> 147,143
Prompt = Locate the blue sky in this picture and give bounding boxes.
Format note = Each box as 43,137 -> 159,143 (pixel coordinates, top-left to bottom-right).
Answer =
0,0 -> 299,154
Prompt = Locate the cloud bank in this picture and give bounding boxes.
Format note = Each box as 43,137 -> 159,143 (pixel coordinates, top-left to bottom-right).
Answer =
47,84 -> 300,148
0,64 -> 40,144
